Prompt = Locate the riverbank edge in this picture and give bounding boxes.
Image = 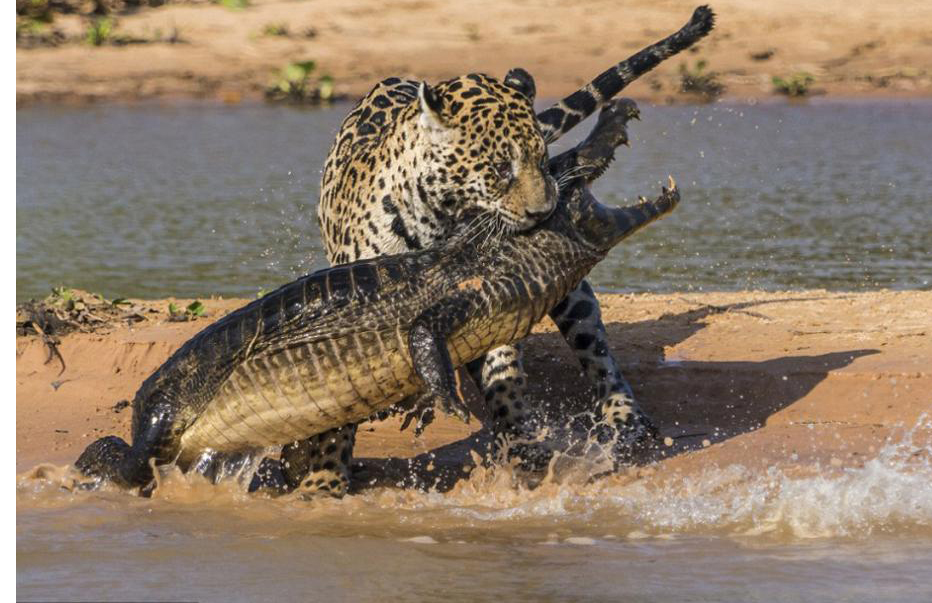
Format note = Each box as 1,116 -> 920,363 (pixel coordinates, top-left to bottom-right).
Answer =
16,0 -> 932,108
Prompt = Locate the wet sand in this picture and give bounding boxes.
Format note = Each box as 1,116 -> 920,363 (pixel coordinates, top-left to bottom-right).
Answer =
16,0 -> 932,106
16,290 -> 931,484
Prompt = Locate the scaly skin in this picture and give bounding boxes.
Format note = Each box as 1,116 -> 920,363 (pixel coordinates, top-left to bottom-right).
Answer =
75,101 -> 680,492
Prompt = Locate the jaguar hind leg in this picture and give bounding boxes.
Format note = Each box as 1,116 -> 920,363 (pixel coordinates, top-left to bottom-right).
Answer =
247,425 -> 355,498
290,425 -> 356,497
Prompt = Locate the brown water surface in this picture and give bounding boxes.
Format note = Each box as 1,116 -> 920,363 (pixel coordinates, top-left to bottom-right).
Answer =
17,422 -> 932,602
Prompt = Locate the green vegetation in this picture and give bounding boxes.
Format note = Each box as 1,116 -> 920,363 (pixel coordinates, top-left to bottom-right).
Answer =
18,2 -> 179,48
317,75 -> 334,102
16,0 -> 55,23
15,0 -> 67,47
17,18 -> 46,35
48,288 -> 133,312
49,286 -> 76,305
17,287 -> 143,344
83,16 -> 154,46
772,73 -> 815,97
86,17 -> 114,46
168,300 -> 207,321
261,22 -> 289,37
215,0 -> 250,10
17,25 -> 66,48
678,59 -> 725,101
266,60 -> 337,105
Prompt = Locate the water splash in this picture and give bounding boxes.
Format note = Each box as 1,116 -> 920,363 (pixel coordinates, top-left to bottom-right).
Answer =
17,419 -> 932,542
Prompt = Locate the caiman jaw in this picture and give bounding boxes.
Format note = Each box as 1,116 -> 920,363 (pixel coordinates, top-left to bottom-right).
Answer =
605,176 -> 678,248
573,175 -> 680,252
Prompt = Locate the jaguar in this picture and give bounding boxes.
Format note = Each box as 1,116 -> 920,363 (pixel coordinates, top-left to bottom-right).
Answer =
275,6 -> 715,496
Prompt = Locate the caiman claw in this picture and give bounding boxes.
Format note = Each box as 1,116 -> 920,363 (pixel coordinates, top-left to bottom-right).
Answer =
434,393 -> 471,424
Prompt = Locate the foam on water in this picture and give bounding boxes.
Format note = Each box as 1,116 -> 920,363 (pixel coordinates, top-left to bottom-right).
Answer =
17,419 -> 932,542
609,445 -> 932,539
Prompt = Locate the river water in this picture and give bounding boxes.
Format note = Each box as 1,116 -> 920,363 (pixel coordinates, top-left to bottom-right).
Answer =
16,425 -> 932,602
16,101 -> 932,601
15,101 -> 932,303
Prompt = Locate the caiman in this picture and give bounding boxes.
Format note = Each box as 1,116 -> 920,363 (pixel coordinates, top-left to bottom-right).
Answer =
75,98 -> 680,492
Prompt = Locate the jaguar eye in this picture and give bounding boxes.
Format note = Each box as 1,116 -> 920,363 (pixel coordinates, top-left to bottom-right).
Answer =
494,161 -> 513,181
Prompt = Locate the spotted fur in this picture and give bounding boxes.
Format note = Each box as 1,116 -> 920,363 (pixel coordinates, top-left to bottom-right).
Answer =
263,6 -> 715,497
318,73 -> 555,264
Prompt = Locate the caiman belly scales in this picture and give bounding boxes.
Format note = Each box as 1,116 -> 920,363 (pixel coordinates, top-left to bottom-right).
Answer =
179,241 -> 587,457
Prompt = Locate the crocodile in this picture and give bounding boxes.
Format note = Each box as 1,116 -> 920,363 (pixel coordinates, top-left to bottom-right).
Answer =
75,99 -> 680,492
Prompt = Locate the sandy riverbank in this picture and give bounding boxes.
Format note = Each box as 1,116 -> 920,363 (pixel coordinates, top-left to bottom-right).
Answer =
16,0 -> 932,106
15,290 -> 931,492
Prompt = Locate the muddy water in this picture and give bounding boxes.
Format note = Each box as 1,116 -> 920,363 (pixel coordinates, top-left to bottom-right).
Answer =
17,424 -> 932,602
15,101 -> 932,303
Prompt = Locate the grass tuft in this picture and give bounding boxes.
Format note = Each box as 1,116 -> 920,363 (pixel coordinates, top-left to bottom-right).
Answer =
772,73 -> 815,97
679,59 -> 725,101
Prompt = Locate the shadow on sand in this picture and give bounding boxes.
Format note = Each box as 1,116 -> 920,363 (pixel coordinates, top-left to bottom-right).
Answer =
352,298 -> 877,493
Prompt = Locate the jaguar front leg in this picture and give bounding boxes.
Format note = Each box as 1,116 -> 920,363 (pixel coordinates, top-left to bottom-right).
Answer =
549,280 -> 658,465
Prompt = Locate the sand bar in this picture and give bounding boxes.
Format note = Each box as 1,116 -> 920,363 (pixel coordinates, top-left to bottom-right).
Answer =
16,291 -> 930,487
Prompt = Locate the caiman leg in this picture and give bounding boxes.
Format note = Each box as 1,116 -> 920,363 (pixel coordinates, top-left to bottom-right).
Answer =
409,320 -> 472,422
75,400 -> 175,490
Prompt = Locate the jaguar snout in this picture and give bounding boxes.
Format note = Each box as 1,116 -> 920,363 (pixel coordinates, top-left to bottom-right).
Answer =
528,176 -> 558,219
526,203 -> 555,221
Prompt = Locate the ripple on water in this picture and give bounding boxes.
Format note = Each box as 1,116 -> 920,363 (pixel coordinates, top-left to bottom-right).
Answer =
16,102 -> 932,301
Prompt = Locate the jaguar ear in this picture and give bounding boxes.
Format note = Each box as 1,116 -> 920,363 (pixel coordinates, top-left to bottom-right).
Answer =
418,81 -> 446,130
503,68 -> 536,103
